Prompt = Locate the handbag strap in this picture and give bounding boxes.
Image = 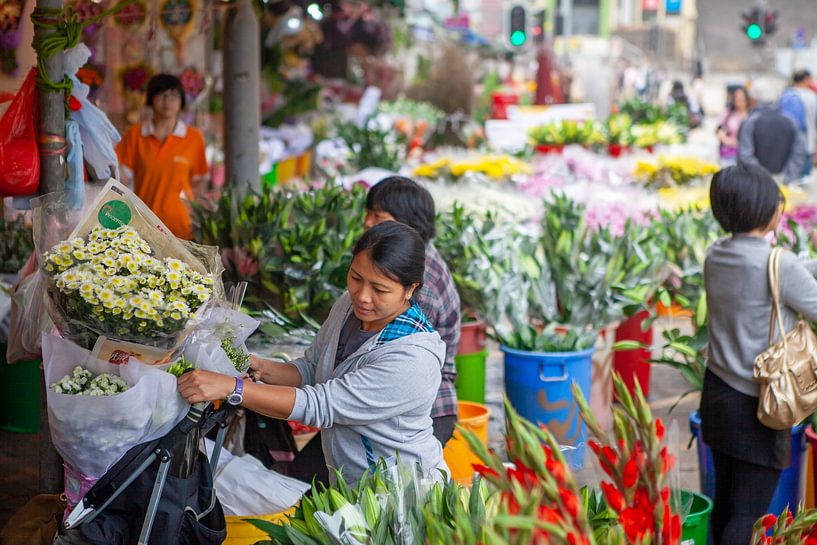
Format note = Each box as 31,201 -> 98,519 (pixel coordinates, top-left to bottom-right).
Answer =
767,247 -> 788,366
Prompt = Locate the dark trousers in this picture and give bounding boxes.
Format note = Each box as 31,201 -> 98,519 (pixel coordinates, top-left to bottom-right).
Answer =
711,450 -> 781,545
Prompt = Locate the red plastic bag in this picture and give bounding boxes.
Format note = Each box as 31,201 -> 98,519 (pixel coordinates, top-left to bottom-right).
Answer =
0,68 -> 40,197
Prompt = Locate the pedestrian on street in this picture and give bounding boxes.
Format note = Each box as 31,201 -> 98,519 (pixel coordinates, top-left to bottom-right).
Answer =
717,86 -> 750,166
702,163 -> 817,545
780,69 -> 817,176
116,74 -> 209,240
738,82 -> 806,184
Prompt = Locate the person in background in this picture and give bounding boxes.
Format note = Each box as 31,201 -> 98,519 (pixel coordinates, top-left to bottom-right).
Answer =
703,163 -> 817,545
780,69 -> 817,176
717,86 -> 750,166
364,177 -> 461,446
116,74 -> 208,240
738,82 -> 806,184
668,80 -> 704,129
178,222 -> 447,484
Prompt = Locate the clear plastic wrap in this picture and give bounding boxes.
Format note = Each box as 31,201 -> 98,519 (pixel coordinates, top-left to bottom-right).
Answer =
31,180 -> 224,351
6,256 -> 53,362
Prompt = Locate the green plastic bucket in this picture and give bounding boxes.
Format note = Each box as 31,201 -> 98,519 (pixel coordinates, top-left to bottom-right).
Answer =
0,343 -> 42,433
454,349 -> 487,404
680,490 -> 713,545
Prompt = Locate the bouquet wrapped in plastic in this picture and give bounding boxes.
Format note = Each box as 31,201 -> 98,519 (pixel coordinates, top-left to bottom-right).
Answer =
43,333 -> 189,507
32,180 -> 224,351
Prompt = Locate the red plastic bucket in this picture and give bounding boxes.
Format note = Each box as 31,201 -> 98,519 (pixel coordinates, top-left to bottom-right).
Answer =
491,92 -> 519,120
613,310 -> 653,398
457,320 -> 487,355
535,144 -> 565,155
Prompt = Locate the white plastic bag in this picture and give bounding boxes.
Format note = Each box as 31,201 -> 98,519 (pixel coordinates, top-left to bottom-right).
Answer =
183,307 -> 260,375
212,450 -> 309,516
42,333 -> 189,478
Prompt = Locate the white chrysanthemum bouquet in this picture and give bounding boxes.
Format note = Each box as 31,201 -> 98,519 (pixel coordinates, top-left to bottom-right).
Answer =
42,225 -> 216,349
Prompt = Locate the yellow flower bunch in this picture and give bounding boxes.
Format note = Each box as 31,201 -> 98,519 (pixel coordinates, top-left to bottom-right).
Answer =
635,155 -> 719,189
43,226 -> 215,344
413,155 -> 532,181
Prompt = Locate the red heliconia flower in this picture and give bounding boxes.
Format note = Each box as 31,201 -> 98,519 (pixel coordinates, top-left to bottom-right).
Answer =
68,95 -> 82,112
634,487 -> 652,511
660,487 -> 670,503
662,503 -> 682,545
660,448 -> 676,475
601,481 -> 625,512
787,511 -> 794,524
623,457 -> 639,488
633,441 -> 645,466
761,514 -> 777,531
559,488 -> 579,519
546,456 -> 566,484
620,504 -> 654,544
655,418 -> 665,441
503,491 -> 520,515
537,504 -> 564,525
472,463 -> 498,478
567,532 -> 580,545
508,460 -> 538,490
590,440 -> 619,475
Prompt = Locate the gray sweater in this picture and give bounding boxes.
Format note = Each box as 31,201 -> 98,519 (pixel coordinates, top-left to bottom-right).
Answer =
288,292 -> 447,483
705,235 -> 817,396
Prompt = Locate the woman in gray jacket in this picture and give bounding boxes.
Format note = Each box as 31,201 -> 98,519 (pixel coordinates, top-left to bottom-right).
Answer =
178,222 -> 447,484
702,163 -> 817,545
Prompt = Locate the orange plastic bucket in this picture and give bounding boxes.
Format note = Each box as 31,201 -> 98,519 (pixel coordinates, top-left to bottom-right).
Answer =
443,401 -> 491,485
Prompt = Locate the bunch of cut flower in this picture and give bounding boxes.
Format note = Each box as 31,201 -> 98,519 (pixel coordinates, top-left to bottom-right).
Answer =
413,154 -> 532,182
42,225 -> 215,349
247,461 -> 494,545
456,373 -> 682,545
751,507 -> 817,545
51,365 -> 129,396
634,155 -> 719,189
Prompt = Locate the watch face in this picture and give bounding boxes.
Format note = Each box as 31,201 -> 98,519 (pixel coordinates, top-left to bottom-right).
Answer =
227,393 -> 243,406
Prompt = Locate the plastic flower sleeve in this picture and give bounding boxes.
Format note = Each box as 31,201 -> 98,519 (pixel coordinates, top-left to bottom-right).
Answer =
42,333 -> 188,480
31,180 -> 225,350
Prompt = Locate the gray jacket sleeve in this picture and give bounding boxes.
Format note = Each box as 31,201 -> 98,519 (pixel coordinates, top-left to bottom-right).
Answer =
784,128 -> 807,182
289,344 -> 442,428
737,114 -> 761,167
779,251 -> 817,323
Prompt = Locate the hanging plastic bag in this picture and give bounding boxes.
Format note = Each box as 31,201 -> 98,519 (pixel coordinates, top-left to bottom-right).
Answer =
6,255 -> 53,362
0,68 -> 40,197
64,44 -> 121,181
64,120 -> 85,210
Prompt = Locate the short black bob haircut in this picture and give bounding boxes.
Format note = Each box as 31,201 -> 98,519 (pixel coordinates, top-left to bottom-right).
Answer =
352,221 -> 425,291
794,69 -> 812,84
366,177 -> 436,244
710,162 -> 783,234
146,74 -> 186,110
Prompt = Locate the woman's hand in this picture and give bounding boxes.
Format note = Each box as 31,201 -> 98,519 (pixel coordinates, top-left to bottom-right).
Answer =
249,355 -> 269,382
177,370 -> 236,404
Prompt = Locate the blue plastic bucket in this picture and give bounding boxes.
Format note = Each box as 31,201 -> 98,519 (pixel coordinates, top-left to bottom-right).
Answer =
689,411 -> 807,514
502,345 -> 594,469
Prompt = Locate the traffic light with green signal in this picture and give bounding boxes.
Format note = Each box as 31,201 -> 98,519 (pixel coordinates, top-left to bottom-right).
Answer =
741,7 -> 776,45
509,5 -> 527,47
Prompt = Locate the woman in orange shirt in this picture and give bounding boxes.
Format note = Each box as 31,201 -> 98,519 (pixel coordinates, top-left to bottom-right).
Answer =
116,74 -> 208,240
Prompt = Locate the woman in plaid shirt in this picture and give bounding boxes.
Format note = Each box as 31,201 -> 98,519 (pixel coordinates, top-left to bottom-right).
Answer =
364,177 -> 462,445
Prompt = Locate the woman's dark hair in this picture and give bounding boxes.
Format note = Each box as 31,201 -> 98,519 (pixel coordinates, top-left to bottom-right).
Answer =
146,74 -> 186,110
728,86 -> 749,112
366,177 -> 436,243
352,221 -> 425,290
710,163 -> 783,234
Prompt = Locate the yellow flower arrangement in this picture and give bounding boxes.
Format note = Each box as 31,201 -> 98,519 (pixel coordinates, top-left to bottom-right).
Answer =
635,155 -> 719,189
413,154 -> 532,181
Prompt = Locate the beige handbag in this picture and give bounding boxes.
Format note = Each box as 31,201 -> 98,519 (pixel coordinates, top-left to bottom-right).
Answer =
754,247 -> 817,430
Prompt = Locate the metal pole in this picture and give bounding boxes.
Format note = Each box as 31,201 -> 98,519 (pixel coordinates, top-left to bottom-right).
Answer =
33,0 -> 66,494
223,0 -> 260,196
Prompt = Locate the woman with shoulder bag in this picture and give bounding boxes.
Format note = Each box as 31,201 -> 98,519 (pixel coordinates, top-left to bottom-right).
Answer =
702,162 -> 817,545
